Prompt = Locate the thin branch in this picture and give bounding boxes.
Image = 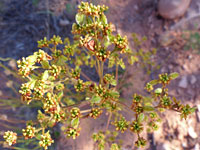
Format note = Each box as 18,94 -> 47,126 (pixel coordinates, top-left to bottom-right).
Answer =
116,66 -> 128,90
109,98 -> 135,113
81,71 -> 93,82
80,109 -> 91,114
115,63 -> 118,84
105,112 -> 112,131
45,0 -> 50,39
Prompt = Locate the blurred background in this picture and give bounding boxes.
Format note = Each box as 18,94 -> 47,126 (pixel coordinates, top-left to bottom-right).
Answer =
0,0 -> 200,149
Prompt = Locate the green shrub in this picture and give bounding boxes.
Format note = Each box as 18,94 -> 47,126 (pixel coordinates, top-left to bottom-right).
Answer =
2,2 -> 195,150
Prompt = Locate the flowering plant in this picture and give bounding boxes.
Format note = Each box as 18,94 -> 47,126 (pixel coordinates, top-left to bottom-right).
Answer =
3,2 -> 195,150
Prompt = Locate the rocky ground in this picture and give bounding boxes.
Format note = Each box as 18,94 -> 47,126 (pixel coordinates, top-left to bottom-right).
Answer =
0,0 -> 200,150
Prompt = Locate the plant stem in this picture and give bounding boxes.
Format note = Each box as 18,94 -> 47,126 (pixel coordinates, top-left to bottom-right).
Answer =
93,58 -> 98,74
61,100 -> 90,109
0,57 -> 12,61
115,63 -> 118,84
0,63 -> 21,79
42,128 -> 45,135
97,59 -> 102,83
81,71 -> 93,82
92,15 -> 103,84
105,112 -> 112,130
80,109 -> 91,114
101,61 -> 104,83
116,67 -> 128,90
109,98 -> 135,113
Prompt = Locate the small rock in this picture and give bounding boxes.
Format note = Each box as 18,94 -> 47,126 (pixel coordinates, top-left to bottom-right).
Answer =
197,105 -> 200,122
133,5 -> 138,11
190,75 -> 197,84
168,64 -> 173,70
187,88 -> 195,97
4,69 -> 12,76
117,28 -> 123,35
6,81 -> 13,88
188,126 -> 197,139
162,143 -> 171,150
158,0 -> 192,19
161,67 -> 167,73
182,140 -> 187,148
183,64 -> 189,71
165,47 -> 169,51
197,104 -> 200,112
194,144 -> 199,150
59,19 -> 70,26
178,76 -> 188,88
156,142 -> 170,150
0,114 -> 7,120
188,55 -> 193,60
150,23 -> 154,29
8,59 -> 16,69
157,141 -> 181,150
196,112 -> 200,122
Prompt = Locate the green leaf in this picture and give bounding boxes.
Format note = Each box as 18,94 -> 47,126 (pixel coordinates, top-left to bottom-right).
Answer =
128,56 -> 138,65
104,36 -> 111,48
29,80 -> 36,89
64,37 -> 70,45
110,79 -> 117,86
92,133 -> 98,141
42,70 -> 49,81
64,98 -> 75,105
110,143 -> 120,150
118,59 -> 125,69
27,55 -> 37,65
169,72 -> 179,80
149,80 -> 159,85
86,17 -> 93,24
26,120 -> 34,126
56,55 -> 68,66
137,113 -> 144,123
48,76 -> 55,81
41,60 -> 50,69
71,118 -> 79,128
75,13 -> 86,25
143,106 -> 154,111
154,88 -> 162,94
101,14 -> 107,24
190,107 -> 196,113
30,74 -> 39,80
35,133 -> 41,140
72,23 -> 77,31
91,95 -> 101,104
143,97 -> 154,104
57,91 -> 63,100
110,90 -> 120,98
108,57 -> 115,68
